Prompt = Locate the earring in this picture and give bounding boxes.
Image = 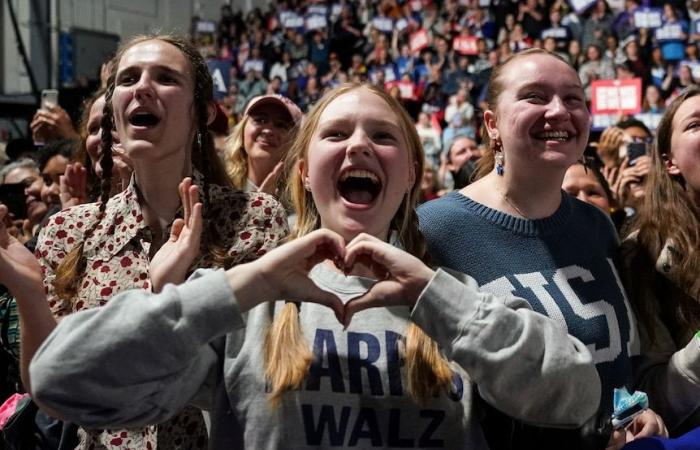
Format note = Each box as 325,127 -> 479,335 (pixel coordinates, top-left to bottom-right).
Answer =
303,178 -> 311,191
196,131 -> 202,148
491,137 -> 504,176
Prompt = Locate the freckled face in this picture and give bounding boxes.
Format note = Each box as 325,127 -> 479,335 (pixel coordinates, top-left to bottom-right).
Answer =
303,88 -> 414,241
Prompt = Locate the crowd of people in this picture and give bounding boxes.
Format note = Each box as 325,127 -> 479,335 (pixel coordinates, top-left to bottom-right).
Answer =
0,0 -> 698,449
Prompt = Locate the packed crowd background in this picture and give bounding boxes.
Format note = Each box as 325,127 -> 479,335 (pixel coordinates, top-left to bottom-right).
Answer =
0,0 -> 698,448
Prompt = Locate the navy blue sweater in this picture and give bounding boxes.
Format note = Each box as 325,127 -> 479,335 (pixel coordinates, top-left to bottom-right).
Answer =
418,191 -> 639,409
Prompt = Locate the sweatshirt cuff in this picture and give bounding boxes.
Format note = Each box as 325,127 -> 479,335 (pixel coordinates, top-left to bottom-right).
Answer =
677,334 -> 700,384
410,268 -> 483,353
176,269 -> 246,339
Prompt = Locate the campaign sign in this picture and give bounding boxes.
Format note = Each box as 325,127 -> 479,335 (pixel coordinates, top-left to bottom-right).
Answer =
395,18 -> 409,32
634,8 -> 663,29
453,36 -> 479,55
306,14 -> 328,30
410,29 -> 430,53
283,13 -> 305,29
591,78 -> 642,115
541,26 -> 569,40
635,112 -> 662,131
331,4 -> 343,18
373,17 -> 394,33
655,23 -> 684,41
567,0 -> 596,14
694,19 -> 700,34
591,113 -> 619,131
207,59 -> 230,100
308,5 -> 328,16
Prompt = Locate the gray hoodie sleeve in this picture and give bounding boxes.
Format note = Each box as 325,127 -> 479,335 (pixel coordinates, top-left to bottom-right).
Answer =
30,269 -> 241,428
411,268 -> 601,428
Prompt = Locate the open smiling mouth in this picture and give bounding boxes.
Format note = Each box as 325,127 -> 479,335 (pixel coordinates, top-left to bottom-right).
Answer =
129,112 -> 160,127
337,169 -> 382,205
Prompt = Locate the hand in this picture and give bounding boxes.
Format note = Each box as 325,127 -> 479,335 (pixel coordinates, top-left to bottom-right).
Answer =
342,233 -> 435,327
230,229 -> 347,322
606,409 -> 668,449
0,206 -> 43,296
59,163 -> 88,208
150,178 -> 203,293
258,161 -> 284,196
30,106 -> 79,143
615,157 -> 650,207
112,145 -> 134,192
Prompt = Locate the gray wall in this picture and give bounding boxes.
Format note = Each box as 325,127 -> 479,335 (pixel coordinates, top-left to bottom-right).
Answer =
1,0 -> 257,95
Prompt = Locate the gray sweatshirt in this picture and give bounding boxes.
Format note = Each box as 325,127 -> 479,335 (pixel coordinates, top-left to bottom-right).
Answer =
30,265 -> 600,449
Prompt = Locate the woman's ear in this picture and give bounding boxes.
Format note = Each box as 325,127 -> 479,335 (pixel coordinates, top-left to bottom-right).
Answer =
483,109 -> 498,141
207,101 -> 217,126
408,161 -> 418,190
298,159 -> 311,190
663,153 -> 681,175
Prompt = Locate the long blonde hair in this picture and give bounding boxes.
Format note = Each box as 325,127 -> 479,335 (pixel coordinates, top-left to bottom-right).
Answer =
264,83 -> 453,405
223,117 -> 250,190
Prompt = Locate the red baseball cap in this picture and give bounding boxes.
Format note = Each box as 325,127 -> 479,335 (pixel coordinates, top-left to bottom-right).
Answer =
244,94 -> 303,125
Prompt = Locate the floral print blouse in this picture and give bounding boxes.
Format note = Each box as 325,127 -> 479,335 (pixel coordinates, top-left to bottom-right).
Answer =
35,172 -> 288,450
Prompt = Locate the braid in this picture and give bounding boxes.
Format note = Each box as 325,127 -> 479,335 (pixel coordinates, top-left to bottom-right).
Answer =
53,75 -> 115,301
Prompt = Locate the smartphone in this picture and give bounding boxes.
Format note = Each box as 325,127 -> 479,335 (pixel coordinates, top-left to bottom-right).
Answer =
0,184 -> 27,220
627,142 -> 647,165
41,89 -> 59,111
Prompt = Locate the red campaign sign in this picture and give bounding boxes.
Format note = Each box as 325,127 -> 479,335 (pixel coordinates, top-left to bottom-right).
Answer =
410,29 -> 430,53
590,78 -> 642,115
453,36 -> 478,55
386,80 -> 417,100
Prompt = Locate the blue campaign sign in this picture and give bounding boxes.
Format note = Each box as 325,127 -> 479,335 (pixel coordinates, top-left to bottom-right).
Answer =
655,22 -> 684,41
695,19 -> 700,34
634,8 -> 663,29
207,59 -> 230,100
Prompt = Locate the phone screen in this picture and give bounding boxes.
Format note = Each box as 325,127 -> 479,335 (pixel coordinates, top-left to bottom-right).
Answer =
41,89 -> 59,111
627,142 -> 647,164
0,184 -> 27,220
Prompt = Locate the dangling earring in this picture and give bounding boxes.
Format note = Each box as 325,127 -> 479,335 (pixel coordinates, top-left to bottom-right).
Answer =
303,177 -> 312,191
494,139 -> 505,176
196,131 -> 202,149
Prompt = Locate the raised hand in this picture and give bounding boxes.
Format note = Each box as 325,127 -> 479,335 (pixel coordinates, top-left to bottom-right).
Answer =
342,233 -> 435,327
0,205 -> 43,296
150,178 -> 203,292
59,163 -> 88,208
227,228 -> 346,323
258,161 -> 284,196
30,106 -> 79,143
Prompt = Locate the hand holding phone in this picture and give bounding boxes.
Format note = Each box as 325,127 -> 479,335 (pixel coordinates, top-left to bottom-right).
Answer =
0,184 -> 27,220
41,89 -> 59,111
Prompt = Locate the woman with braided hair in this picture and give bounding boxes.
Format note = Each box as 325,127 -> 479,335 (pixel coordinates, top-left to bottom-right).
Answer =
15,34 -> 288,449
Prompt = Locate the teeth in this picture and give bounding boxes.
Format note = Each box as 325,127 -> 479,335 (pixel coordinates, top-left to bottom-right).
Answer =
539,130 -> 570,140
340,169 -> 379,183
